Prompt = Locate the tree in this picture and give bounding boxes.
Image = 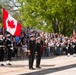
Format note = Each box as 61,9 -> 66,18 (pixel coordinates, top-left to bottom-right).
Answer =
1,0 -> 76,36
14,0 -> 76,36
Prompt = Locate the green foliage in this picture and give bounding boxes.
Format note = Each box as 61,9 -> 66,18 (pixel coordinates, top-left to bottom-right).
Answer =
1,0 -> 76,36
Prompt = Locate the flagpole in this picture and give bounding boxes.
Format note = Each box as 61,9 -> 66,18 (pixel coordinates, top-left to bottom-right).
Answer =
2,8 -> 4,36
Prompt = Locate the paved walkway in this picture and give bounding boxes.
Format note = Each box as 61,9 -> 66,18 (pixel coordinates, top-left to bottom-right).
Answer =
0,55 -> 76,75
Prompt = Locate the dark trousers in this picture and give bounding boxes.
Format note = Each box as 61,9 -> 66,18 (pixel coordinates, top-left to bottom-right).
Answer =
0,48 -> 4,61
7,48 -> 12,61
62,47 -> 67,55
29,54 -> 35,68
72,48 -> 76,54
74,46 -> 76,54
14,47 -> 18,57
67,47 -> 72,54
36,55 -> 41,67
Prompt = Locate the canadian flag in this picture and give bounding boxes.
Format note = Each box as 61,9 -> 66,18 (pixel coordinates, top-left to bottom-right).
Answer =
3,8 -> 22,36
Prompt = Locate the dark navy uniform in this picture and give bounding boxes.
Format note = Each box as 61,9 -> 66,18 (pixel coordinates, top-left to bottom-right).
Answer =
5,36 -> 13,65
36,41 -> 42,68
0,35 -> 5,66
67,43 -> 72,55
28,35 -> 36,70
0,38 -> 4,61
72,42 -> 76,56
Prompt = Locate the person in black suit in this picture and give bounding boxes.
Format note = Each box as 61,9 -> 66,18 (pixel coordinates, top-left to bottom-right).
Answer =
0,35 -> 5,66
28,34 -> 36,70
36,37 -> 42,68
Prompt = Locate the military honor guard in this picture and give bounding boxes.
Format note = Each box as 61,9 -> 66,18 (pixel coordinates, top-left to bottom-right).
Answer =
36,37 -> 42,68
28,34 -> 36,70
5,34 -> 13,65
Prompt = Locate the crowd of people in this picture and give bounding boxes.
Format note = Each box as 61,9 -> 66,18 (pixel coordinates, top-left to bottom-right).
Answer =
0,27 -> 76,69
20,27 -> 76,57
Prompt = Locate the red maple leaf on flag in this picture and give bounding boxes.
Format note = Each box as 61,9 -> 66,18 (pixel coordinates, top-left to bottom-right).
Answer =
8,20 -> 15,28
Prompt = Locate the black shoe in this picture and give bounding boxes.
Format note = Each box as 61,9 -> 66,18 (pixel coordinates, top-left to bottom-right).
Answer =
0,64 -> 5,66
29,67 -> 35,70
7,63 -> 11,65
